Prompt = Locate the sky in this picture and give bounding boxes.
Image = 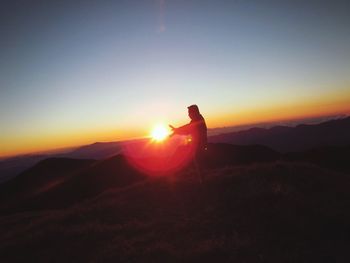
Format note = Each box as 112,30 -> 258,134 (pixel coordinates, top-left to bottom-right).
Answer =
1,0 -> 350,157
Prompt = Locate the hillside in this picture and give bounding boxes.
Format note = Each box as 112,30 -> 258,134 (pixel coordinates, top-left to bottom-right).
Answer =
0,155 -> 49,184
0,142 -> 349,262
0,161 -> 349,262
0,140 -> 131,184
0,143 -> 280,214
284,145 -> 350,174
0,158 -> 95,212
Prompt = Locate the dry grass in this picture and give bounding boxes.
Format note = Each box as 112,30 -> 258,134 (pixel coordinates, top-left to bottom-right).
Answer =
0,162 -> 349,263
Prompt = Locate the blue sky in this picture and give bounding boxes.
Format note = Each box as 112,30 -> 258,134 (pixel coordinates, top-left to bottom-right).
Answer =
1,0 -> 350,156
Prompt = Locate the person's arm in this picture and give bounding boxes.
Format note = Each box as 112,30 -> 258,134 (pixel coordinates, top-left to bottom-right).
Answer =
169,122 -> 192,135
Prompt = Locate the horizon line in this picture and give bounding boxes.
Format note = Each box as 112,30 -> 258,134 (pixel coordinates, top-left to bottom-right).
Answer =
1,113 -> 348,160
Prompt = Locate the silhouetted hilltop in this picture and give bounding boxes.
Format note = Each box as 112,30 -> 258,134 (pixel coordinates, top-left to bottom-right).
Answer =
210,116 -> 350,152
44,154 -> 146,207
2,141 -> 350,215
0,155 -> 146,213
0,158 -> 94,211
0,143 -> 281,214
0,154 -> 49,184
61,141 -> 124,159
0,141 -> 130,183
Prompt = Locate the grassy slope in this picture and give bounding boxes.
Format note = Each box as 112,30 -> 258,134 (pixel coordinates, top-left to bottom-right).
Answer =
0,162 -> 349,263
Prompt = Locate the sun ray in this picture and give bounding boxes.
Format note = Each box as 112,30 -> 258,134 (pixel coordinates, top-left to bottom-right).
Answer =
151,124 -> 170,142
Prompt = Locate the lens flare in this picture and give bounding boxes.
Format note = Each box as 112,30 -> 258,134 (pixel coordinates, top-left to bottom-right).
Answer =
122,124 -> 194,176
151,124 -> 170,141
123,136 -> 195,176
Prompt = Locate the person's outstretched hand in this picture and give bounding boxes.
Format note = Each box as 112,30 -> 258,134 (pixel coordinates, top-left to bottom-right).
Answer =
169,125 -> 176,137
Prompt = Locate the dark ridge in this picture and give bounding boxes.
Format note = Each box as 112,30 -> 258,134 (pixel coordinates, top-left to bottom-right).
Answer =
0,143 -> 281,214
1,142 -> 349,215
0,155 -> 145,213
61,141 -> 124,159
0,154 -> 49,184
209,116 -> 350,152
0,158 -> 95,209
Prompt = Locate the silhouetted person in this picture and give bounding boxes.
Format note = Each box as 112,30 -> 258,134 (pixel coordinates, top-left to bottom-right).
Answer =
170,104 -> 207,182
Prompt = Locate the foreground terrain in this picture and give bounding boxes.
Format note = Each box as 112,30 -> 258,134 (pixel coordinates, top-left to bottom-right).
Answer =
1,159 -> 349,262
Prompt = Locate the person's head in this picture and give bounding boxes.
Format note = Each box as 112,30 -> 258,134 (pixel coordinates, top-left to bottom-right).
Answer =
187,104 -> 200,120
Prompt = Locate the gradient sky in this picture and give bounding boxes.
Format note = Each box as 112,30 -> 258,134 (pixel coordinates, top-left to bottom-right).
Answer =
1,0 -> 350,157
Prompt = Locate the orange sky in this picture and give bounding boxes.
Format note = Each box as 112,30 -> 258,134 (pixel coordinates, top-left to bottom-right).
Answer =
1,89 -> 349,158
2,1 -> 350,158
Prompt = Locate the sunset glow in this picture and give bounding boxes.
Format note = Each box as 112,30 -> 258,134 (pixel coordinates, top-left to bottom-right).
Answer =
151,124 -> 170,142
1,1 -> 350,157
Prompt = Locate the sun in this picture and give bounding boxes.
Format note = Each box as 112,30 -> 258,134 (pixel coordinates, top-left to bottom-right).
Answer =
151,124 -> 170,142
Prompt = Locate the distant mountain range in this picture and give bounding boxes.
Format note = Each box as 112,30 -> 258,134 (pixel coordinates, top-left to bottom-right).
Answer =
1,116 -> 349,183
209,116 -> 350,152
207,114 -> 348,136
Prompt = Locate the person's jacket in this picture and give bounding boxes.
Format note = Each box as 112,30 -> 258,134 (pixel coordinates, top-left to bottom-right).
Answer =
174,114 -> 207,152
